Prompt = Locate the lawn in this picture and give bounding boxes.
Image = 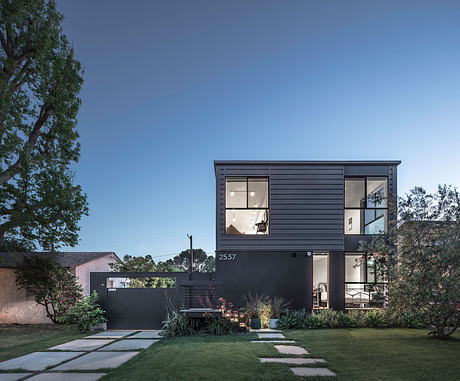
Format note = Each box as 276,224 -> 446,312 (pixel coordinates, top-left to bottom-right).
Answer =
0,324 -> 88,362
100,328 -> 460,381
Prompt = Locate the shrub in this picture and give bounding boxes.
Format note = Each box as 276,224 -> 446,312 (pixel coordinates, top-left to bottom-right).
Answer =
365,310 -> 386,327
315,310 -> 340,328
347,310 -> 367,328
396,310 -> 430,328
204,317 -> 239,335
162,310 -> 196,337
337,311 -> 355,327
258,302 -> 272,328
15,255 -> 82,324
61,291 -> 106,332
276,309 -> 310,329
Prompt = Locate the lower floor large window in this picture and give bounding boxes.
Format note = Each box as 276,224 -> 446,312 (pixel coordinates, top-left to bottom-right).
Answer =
345,253 -> 387,308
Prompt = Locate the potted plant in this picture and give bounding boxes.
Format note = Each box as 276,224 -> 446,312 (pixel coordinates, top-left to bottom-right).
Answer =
241,293 -> 267,329
269,297 -> 291,329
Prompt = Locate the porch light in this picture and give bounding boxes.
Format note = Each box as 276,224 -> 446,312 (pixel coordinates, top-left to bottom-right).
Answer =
230,191 -> 235,196
250,191 -> 255,197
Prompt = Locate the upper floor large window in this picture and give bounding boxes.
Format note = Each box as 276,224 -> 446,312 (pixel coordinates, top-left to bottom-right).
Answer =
225,177 -> 269,235
344,177 -> 388,234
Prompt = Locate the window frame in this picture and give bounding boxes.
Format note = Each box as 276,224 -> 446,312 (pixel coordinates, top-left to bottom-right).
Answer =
344,176 -> 388,235
344,252 -> 387,284
224,176 -> 270,236
344,252 -> 388,308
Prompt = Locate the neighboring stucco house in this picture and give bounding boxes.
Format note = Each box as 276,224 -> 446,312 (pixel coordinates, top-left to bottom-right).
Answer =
0,251 -> 120,324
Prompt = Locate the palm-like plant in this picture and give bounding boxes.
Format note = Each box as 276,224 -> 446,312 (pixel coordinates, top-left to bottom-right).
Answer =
270,297 -> 291,319
241,293 -> 268,319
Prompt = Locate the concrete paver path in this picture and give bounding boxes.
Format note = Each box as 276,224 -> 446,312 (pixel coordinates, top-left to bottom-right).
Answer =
0,352 -> 83,371
274,345 -> 309,355
259,358 -> 326,364
0,374 -> 32,381
27,373 -> 105,381
290,367 -> 336,377
49,339 -> 113,351
85,331 -> 136,339
0,329 -> 165,380
128,331 -> 162,339
257,333 -> 286,339
98,339 -> 158,351
52,351 -> 139,371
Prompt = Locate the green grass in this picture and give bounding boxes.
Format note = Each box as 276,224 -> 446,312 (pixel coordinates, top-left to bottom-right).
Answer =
100,329 -> 460,381
0,324 -> 88,362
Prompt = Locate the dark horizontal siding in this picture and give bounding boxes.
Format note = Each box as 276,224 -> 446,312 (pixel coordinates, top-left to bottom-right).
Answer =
216,164 -> 344,251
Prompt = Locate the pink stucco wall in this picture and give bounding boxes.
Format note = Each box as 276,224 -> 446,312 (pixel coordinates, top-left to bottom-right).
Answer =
0,254 -> 117,324
0,268 -> 51,324
74,255 -> 117,296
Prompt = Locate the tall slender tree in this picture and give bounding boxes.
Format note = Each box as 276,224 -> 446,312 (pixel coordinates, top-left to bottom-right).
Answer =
0,0 -> 88,251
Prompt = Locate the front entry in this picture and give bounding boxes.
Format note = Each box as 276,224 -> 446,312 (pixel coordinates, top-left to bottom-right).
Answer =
312,252 -> 328,308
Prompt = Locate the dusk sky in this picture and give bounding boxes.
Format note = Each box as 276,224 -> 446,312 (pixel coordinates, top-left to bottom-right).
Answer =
57,0 -> 460,259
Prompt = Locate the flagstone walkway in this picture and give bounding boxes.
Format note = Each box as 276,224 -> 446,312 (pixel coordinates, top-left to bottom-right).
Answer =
0,330 -> 163,381
252,329 -> 336,377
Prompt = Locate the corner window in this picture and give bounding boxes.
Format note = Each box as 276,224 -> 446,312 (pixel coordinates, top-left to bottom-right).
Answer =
225,177 -> 269,235
344,177 -> 388,234
345,253 -> 387,308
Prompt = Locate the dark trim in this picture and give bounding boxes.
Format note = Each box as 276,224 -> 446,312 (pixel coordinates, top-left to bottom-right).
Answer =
344,176 -> 388,235
224,176 -> 270,236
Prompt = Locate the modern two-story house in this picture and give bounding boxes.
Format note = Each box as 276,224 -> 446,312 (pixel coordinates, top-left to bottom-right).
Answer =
214,160 -> 400,311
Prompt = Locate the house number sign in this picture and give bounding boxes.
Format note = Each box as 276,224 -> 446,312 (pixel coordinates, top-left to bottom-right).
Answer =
219,253 -> 237,261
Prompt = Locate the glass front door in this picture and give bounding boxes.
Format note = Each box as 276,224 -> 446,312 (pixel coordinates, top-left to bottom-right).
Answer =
313,252 -> 328,308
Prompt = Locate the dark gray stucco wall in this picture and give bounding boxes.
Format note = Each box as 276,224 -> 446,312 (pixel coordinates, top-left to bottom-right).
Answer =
215,251 -> 312,310
328,251 -> 345,310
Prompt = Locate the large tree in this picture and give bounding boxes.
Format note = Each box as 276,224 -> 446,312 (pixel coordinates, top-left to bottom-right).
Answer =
0,0 -> 87,251
361,186 -> 460,339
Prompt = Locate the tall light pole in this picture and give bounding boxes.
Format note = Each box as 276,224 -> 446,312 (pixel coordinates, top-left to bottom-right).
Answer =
187,234 -> 193,280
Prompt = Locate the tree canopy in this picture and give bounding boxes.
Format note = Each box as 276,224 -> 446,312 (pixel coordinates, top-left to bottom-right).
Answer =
0,0 -> 87,251
165,249 -> 215,272
361,185 -> 460,339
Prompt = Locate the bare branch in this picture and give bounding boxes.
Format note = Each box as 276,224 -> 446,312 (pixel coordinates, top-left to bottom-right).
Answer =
0,103 -> 53,185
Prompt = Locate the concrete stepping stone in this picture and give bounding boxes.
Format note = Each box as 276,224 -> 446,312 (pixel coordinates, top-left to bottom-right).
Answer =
250,340 -> 296,343
86,331 -> 136,339
257,333 -> 286,339
27,373 -> 106,381
0,374 -> 32,381
52,351 -> 138,370
259,358 -> 326,364
275,345 -> 309,355
0,352 -> 84,371
249,329 -> 282,333
127,331 -> 162,339
48,339 -> 113,351
98,339 -> 158,351
290,367 -> 336,377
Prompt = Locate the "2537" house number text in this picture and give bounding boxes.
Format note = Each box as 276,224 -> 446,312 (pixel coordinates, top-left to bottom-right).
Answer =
219,253 -> 237,261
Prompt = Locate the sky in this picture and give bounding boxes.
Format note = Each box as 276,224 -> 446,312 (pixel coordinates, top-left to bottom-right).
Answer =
56,0 -> 460,259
